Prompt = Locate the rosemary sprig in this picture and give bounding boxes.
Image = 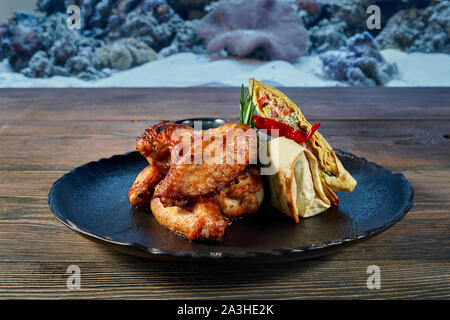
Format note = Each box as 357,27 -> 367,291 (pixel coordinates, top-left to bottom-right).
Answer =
239,79 -> 256,126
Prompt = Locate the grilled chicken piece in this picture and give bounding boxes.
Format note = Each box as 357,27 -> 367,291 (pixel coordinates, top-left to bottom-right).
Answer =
128,164 -> 163,210
154,122 -> 258,199
150,195 -> 230,242
136,121 -> 194,174
216,167 -> 264,219
149,168 -> 264,240
130,121 -> 193,210
131,121 -> 262,242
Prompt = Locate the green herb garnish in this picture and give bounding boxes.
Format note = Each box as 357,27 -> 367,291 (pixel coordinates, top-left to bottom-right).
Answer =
239,79 -> 256,126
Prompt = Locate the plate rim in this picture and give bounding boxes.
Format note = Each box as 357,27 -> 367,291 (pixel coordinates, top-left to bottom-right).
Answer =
48,148 -> 414,261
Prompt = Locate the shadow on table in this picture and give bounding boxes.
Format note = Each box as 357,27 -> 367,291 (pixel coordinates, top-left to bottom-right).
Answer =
106,248 -> 336,289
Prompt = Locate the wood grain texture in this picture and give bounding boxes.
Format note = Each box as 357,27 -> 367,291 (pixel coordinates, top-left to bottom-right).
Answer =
0,260 -> 448,299
1,88 -> 449,121
0,120 -> 448,171
0,88 -> 449,299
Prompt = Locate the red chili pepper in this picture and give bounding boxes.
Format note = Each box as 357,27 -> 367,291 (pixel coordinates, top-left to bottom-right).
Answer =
257,95 -> 268,106
253,115 -> 320,144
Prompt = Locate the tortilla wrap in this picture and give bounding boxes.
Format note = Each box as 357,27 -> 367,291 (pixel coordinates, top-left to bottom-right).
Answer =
249,79 -> 356,205
262,137 -> 331,222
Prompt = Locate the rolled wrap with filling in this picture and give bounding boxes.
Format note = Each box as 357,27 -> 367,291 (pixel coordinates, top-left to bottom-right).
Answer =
261,137 -> 331,222
250,78 -> 357,205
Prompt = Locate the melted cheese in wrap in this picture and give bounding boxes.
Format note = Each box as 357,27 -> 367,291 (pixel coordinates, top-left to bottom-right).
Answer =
262,137 -> 331,222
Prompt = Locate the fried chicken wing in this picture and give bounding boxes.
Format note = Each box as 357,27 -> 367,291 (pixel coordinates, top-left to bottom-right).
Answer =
150,195 -> 230,242
215,167 -> 264,219
136,121 -> 194,174
130,121 -> 263,242
154,122 -> 258,199
128,164 -> 163,210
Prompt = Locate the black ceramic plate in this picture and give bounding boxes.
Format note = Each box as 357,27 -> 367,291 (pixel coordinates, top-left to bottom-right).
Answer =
48,118 -> 414,263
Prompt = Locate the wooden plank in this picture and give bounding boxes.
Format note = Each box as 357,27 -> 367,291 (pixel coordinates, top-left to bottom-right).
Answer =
0,121 -> 5,134
0,260 -> 448,299
0,120 -> 448,171
0,88 -> 449,121
0,200 -> 448,263
0,170 -> 448,262
0,120 -> 144,171
0,88 -> 449,299
0,89 -> 45,121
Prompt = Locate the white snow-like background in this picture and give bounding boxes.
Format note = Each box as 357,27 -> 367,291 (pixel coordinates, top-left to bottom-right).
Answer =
0,50 -> 449,88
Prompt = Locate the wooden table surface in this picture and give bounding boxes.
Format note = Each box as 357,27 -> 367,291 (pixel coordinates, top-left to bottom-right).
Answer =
0,87 -> 449,299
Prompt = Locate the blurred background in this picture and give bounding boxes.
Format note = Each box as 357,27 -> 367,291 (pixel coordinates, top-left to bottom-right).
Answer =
0,0 -> 448,87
